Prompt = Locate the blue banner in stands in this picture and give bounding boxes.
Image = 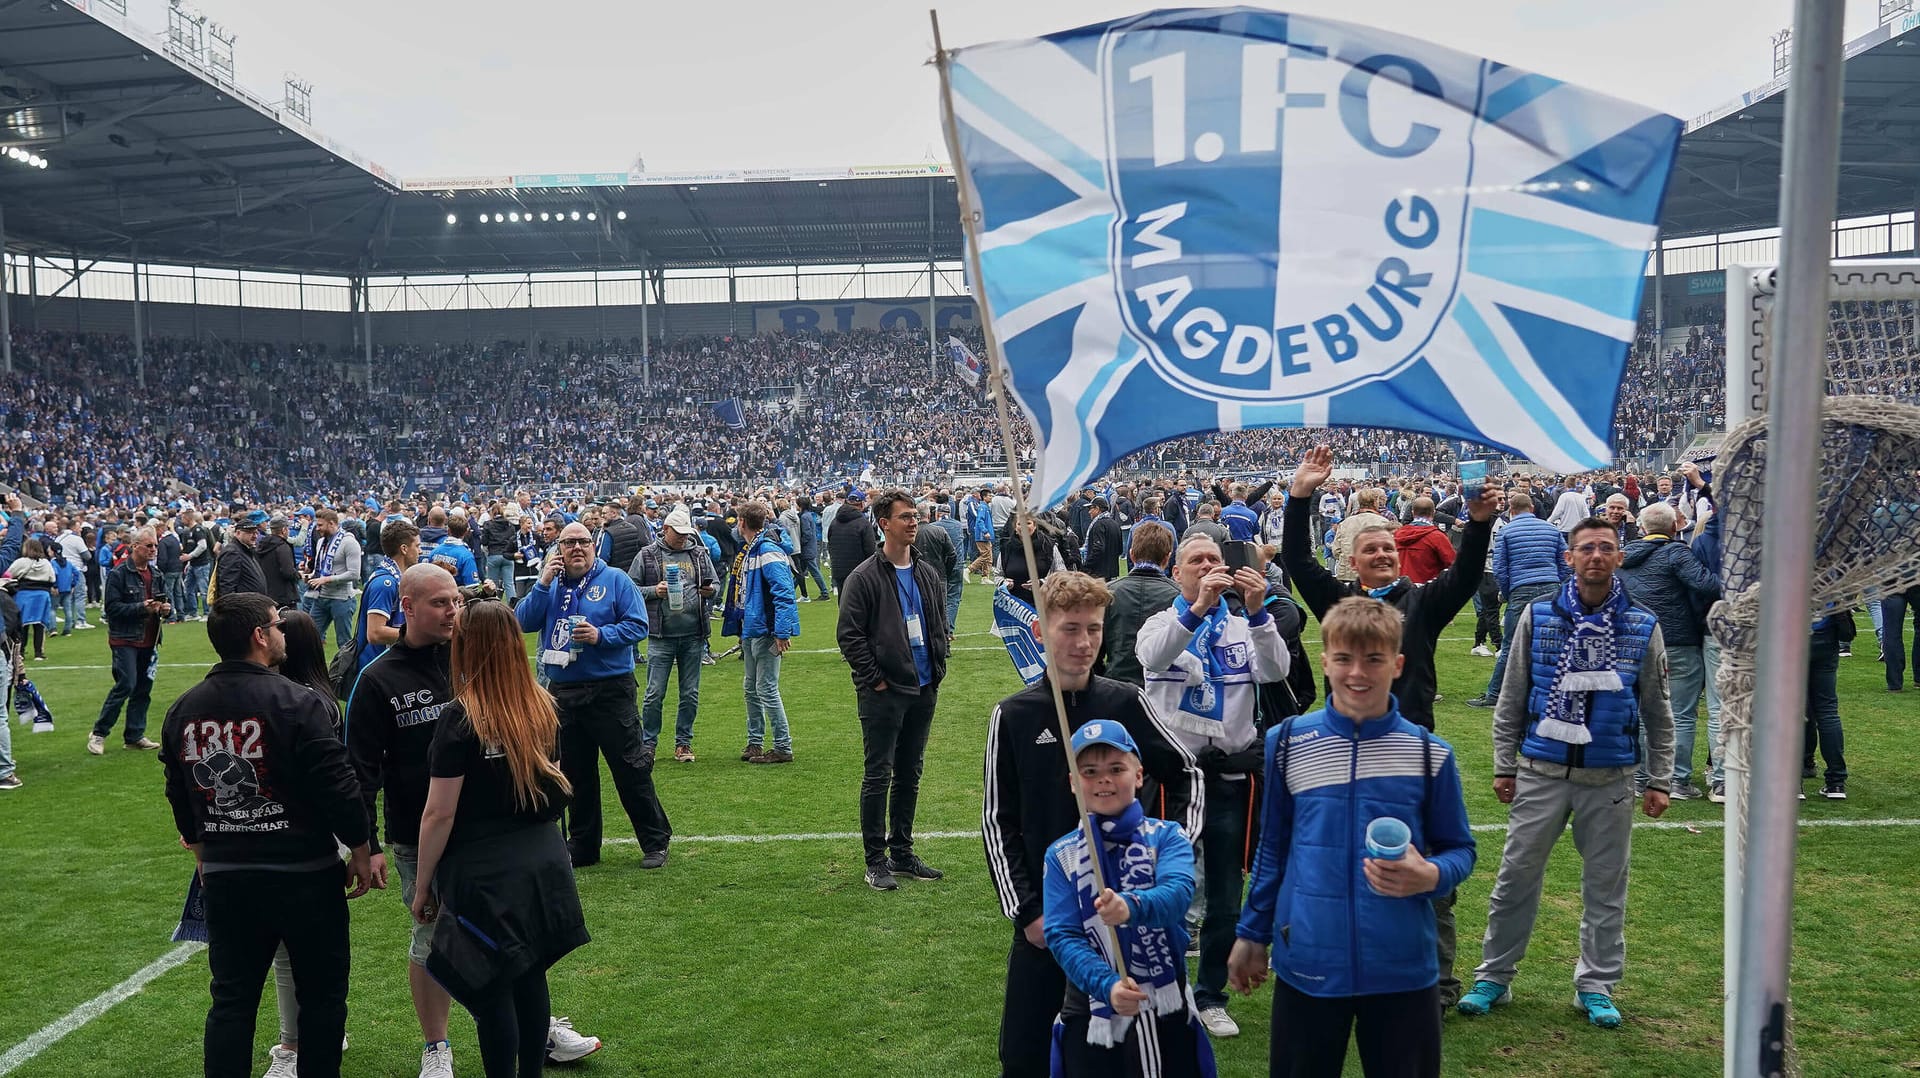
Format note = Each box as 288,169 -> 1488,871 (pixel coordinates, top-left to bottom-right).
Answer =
943,8 -> 1681,509
714,398 -> 747,430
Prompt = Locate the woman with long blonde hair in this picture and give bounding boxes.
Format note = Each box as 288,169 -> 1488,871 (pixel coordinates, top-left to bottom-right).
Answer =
409,599 -> 590,1077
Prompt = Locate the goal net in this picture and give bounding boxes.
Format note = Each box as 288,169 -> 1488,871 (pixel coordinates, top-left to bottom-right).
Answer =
1717,259 -> 1920,1066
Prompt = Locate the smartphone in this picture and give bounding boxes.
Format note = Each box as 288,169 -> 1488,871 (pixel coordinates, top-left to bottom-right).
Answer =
1222,540 -> 1258,573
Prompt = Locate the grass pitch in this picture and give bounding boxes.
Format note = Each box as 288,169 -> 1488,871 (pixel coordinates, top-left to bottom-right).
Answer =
1,584 -> 1916,1077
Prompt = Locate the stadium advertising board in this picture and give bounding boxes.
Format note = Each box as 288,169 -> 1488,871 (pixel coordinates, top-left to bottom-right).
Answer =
754,299 -> 977,335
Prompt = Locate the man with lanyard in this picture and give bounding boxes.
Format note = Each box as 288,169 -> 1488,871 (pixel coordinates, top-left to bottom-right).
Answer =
1135,535 -> 1290,1040
352,519 -> 421,676
89,527 -> 170,755
517,521 -> 671,869
629,508 -> 718,764
834,489 -> 951,892
1280,443 -> 1501,1010
303,509 -> 362,651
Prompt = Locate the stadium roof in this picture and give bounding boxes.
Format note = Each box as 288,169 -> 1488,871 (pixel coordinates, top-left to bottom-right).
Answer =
4,1 -> 1920,276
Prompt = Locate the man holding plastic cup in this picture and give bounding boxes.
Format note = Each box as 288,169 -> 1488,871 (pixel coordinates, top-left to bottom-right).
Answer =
1457,516 -> 1674,1029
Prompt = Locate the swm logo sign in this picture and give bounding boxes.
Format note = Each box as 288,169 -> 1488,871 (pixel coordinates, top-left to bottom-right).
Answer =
1103,13 -> 1474,403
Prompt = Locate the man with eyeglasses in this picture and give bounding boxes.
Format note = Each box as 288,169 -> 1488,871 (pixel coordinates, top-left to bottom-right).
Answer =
162,592 -> 378,1078
518,521 -> 670,870
1456,515 -> 1673,1029
1618,500 -> 1721,801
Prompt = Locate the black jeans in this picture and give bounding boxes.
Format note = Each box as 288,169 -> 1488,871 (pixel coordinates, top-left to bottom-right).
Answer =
1270,979 -> 1441,1078
552,675 -> 672,861
1881,586 -> 1920,690
467,969 -> 552,1078
1058,1007 -> 1205,1077
1473,574 -> 1502,648
997,929 -> 1065,1078
94,645 -> 156,741
1193,773 -> 1250,1010
201,866 -> 350,1078
1803,627 -> 1848,784
855,685 -> 937,866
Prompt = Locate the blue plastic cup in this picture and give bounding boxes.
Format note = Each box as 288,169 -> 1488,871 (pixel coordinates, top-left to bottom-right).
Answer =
1366,817 -> 1411,861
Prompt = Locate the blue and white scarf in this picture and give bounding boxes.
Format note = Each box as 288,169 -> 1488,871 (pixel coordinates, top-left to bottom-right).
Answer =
1537,576 -> 1628,745
1071,802 -> 1185,1047
314,531 -> 345,578
1163,595 -> 1232,736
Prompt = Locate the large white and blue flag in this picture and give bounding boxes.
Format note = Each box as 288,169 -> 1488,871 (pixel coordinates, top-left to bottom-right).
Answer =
942,8 -> 1681,509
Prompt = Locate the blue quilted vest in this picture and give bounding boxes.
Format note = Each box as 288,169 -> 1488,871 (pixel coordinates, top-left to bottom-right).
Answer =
1521,593 -> 1658,769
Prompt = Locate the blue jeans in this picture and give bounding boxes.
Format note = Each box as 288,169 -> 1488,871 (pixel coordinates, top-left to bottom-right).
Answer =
94,645 -> 157,742
162,572 -> 187,621
302,594 -> 357,650
742,635 -> 791,753
485,554 -> 517,603
794,553 -> 831,598
945,579 -> 963,634
1640,643 -> 1704,787
187,563 -> 212,617
1486,582 -> 1558,696
642,635 -> 703,748
1704,635 -> 1724,784
1881,588 -> 1920,689
58,589 -> 86,632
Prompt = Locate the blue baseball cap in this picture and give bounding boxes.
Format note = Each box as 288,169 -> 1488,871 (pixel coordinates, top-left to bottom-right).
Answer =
238,510 -> 269,529
1070,721 -> 1137,757
297,507 -> 315,518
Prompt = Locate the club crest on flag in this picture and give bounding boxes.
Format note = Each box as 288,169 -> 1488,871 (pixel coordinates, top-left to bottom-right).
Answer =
942,7 -> 1682,509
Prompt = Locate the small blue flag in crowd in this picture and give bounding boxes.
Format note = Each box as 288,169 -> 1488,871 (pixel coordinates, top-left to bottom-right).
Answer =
713,397 -> 747,430
991,584 -> 1046,685
942,8 -> 1682,509
947,334 -> 984,387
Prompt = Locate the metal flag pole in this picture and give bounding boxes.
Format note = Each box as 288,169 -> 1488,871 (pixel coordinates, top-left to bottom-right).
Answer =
931,8 -> 1127,978
1733,0 -> 1845,1074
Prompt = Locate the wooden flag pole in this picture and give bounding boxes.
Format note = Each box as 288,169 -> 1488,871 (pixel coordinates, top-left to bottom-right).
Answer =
930,9 -> 1127,980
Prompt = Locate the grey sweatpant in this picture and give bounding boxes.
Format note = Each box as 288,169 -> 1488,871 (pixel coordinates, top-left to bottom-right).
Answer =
1473,763 -> 1635,995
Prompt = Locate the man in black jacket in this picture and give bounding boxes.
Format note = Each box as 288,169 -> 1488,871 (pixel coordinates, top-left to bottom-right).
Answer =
835,489 -> 950,892
826,490 -> 877,594
212,510 -> 271,603
345,563 -> 464,1076
89,527 -> 170,755
1096,522 -> 1180,686
257,515 -> 301,608
982,570 -> 1203,1078
1081,497 -> 1123,580
1619,500 -> 1720,800
161,592 -> 376,1078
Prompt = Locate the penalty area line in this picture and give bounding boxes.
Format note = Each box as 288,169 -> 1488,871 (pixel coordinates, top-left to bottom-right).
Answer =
0,942 -> 205,1076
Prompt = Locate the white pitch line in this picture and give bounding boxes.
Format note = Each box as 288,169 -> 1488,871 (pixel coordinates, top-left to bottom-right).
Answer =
0,942 -> 205,1076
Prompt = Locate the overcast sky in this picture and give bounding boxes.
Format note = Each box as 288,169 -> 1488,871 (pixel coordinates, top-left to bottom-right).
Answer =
127,0 -> 1896,180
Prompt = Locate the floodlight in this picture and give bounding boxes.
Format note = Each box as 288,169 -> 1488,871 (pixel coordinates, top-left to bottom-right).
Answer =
509,211 -> 521,222
541,212 -> 550,221
586,211 -> 596,221
569,211 -> 580,221
446,213 -> 457,225
616,210 -> 626,220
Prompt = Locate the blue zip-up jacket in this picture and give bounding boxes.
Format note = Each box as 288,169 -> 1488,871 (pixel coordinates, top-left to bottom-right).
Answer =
1235,698 -> 1476,999
1042,815 -> 1195,1007
965,497 -> 995,543
740,534 -> 800,640
798,508 -> 822,560
425,537 -> 479,585
1221,500 -> 1260,541
1491,512 -> 1569,597
515,559 -> 650,682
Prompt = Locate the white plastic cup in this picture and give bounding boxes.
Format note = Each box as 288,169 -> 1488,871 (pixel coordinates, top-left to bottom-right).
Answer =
1365,817 -> 1411,861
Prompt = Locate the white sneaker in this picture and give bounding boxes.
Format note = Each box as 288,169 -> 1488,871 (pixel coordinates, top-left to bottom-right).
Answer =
547,1015 -> 602,1063
261,1044 -> 298,1078
87,734 -> 105,756
420,1040 -> 454,1078
1470,644 -> 1495,657
1198,1006 -> 1240,1038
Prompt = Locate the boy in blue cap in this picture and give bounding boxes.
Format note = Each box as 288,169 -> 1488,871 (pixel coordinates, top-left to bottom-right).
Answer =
1228,597 -> 1476,1077
1042,721 -> 1213,1077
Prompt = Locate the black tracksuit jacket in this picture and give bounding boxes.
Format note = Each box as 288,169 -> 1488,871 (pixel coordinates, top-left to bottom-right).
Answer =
981,675 -> 1205,929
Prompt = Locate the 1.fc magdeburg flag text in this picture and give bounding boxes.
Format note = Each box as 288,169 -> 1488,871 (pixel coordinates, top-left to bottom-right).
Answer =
942,8 -> 1681,509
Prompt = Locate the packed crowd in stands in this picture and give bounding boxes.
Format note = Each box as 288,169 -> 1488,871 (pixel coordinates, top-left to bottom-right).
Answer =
0,318 -> 1753,508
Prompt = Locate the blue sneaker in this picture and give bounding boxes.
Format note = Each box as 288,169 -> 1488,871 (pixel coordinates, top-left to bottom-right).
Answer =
1455,980 -> 1511,1015
1577,991 -> 1622,1028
